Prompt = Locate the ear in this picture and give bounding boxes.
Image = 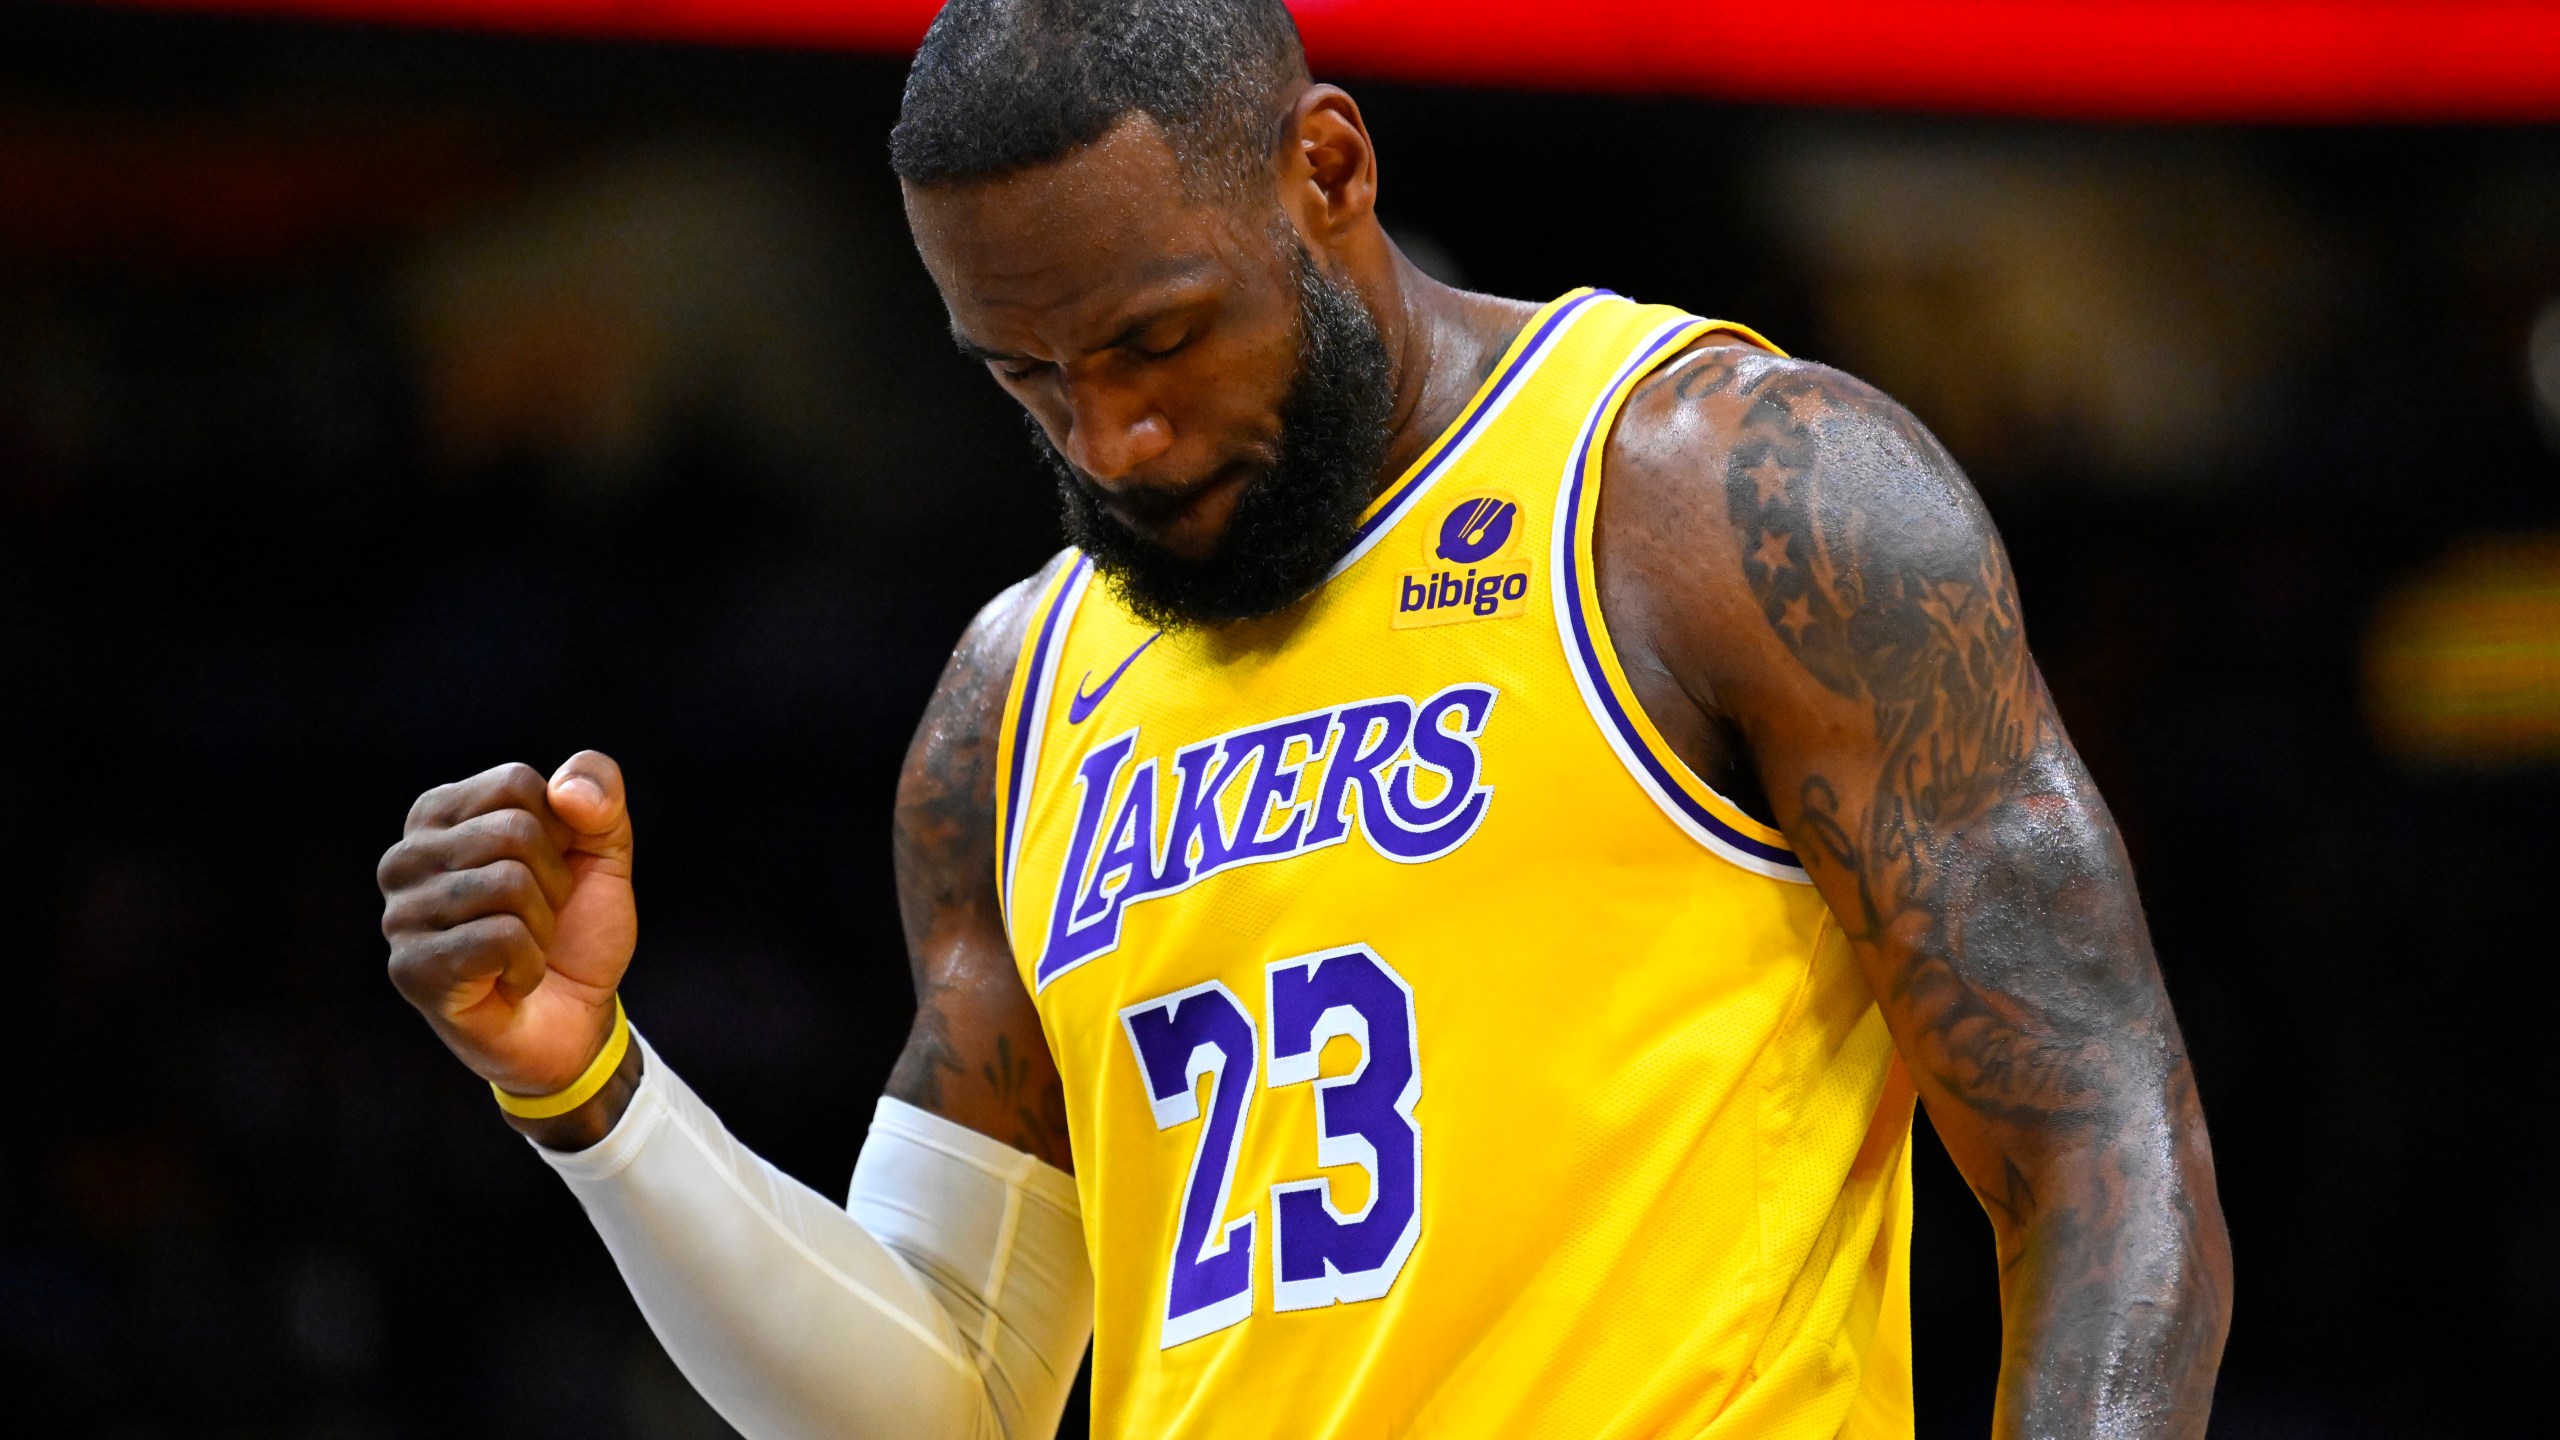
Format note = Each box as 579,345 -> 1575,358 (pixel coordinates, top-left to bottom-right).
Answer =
1280,86 -> 1378,245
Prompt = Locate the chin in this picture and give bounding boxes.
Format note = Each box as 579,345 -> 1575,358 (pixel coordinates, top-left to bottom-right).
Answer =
1133,525 -> 1231,567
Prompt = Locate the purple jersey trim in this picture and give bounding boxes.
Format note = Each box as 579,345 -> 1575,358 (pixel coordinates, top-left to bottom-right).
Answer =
1345,289 -> 1612,553
1003,554 -> 1093,914
1557,326 -> 1804,872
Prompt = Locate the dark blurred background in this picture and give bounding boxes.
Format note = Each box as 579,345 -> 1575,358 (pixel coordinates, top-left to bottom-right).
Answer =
4,2 -> 2559,1436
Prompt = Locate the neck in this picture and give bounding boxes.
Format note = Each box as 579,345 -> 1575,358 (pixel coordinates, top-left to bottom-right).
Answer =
1365,251 -> 1541,502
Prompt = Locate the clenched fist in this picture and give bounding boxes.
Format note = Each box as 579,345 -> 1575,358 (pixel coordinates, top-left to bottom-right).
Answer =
379,752 -> 637,1104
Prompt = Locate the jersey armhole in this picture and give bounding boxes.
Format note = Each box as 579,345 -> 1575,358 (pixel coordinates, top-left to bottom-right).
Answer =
993,554 -> 1096,933
1547,318 -> 1812,884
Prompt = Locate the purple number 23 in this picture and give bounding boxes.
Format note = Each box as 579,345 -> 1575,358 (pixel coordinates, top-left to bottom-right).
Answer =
1119,944 -> 1422,1347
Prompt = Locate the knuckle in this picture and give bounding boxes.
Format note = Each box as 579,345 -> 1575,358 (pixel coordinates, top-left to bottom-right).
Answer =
442,812 -> 499,857
472,911 -> 537,953
485,858 -> 539,905
457,864 -> 514,905
380,889 -> 433,937
385,936 -> 447,993
492,807 -> 545,849
404,783 -> 448,832
380,831 -> 445,881
418,916 -> 500,971
433,813 -> 489,862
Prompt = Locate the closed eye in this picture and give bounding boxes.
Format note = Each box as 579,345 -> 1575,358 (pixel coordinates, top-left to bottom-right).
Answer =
952,330 -> 1048,380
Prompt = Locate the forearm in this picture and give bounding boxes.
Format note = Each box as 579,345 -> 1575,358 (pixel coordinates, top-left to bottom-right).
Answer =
532,1035 -> 1091,1440
1988,1097 -> 2230,1440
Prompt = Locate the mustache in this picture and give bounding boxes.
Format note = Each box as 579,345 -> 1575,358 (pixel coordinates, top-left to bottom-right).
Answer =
1034,428 -> 1259,530
1093,465 -> 1253,527
1099,479 -> 1199,527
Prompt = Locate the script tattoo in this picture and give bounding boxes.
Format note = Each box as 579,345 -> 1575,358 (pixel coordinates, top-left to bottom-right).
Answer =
886,578 -> 1073,1169
1716,364 -> 2227,1438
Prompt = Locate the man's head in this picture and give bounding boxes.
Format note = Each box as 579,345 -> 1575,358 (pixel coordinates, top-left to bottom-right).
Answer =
891,0 -> 1307,201
894,0 -> 1402,629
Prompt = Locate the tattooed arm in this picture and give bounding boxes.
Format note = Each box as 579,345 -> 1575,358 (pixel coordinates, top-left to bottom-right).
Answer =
885,554 -> 1077,1171
1599,343 -> 2231,1438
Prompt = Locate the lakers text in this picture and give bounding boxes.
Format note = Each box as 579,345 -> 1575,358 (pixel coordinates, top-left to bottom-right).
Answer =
1038,685 -> 1499,986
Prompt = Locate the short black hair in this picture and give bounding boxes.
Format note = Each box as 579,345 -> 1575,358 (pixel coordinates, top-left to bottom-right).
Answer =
890,0 -> 1309,194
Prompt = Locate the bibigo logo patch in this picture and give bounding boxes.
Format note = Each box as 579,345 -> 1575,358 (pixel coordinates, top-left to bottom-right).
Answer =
1394,493 -> 1532,629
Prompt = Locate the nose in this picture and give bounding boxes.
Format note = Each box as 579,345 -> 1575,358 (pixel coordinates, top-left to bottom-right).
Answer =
1059,381 -> 1173,483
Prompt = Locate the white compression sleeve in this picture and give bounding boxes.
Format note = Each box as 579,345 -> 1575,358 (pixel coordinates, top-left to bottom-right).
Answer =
533,1034 -> 1092,1440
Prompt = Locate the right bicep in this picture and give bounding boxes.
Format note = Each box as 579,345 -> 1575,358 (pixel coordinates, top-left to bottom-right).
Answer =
883,563 -> 1076,1172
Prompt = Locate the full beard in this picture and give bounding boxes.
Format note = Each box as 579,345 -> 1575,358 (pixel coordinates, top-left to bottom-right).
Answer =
1032,245 -> 1395,631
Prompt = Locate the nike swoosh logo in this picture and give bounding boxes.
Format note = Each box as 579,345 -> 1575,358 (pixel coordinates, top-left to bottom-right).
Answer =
1067,630 -> 1163,725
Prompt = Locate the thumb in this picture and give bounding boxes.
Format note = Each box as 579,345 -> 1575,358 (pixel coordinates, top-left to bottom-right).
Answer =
548,751 -> 632,864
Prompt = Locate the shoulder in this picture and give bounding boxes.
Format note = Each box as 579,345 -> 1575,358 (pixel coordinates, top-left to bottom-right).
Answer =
955,547 -> 1082,678
1598,338 -> 2013,707
1604,339 -> 1974,540
899,548 -> 1080,804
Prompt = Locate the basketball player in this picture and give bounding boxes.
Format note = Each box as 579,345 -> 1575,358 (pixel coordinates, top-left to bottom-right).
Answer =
375,3 -> 2230,1436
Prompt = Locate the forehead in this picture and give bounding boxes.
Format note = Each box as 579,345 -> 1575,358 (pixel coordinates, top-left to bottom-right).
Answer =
903,113 -> 1279,339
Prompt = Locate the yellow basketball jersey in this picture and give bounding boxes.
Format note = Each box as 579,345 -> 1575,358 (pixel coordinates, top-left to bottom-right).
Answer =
994,291 -> 1916,1440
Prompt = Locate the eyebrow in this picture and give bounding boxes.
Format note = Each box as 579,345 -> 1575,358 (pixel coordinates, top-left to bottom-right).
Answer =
949,306 -> 1189,366
947,263 -> 1223,365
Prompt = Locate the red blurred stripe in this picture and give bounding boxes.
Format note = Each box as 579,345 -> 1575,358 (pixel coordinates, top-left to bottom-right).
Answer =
101,0 -> 2560,120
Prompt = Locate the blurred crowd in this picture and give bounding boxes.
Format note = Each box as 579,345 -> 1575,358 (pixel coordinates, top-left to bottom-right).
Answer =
2,4 -> 2556,1435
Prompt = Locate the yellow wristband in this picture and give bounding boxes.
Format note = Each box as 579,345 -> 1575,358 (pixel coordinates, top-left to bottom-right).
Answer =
492,997 -> 631,1120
